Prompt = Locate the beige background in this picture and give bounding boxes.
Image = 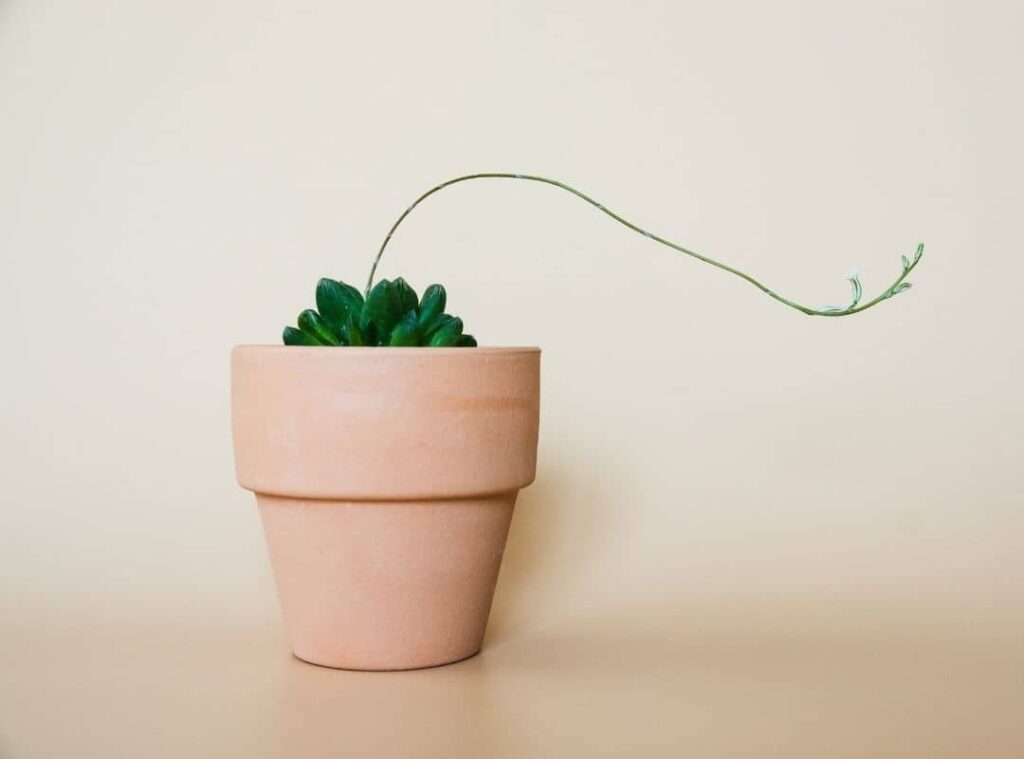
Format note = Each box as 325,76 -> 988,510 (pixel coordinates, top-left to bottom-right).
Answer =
1,0 -> 1022,756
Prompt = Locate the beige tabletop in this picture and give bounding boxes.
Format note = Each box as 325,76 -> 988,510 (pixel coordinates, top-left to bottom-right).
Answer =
3,594 -> 1022,758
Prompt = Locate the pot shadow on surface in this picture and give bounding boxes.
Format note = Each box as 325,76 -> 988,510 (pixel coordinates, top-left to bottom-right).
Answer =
485,442 -> 635,646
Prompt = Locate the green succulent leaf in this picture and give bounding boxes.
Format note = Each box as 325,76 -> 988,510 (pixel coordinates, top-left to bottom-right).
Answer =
316,278 -> 364,332
361,279 -> 403,339
283,326 -> 322,346
893,282 -> 912,294
393,277 -> 419,316
344,314 -> 366,346
423,313 -> 454,339
418,284 -> 447,334
298,309 -> 341,345
455,334 -> 477,347
901,255 -> 910,272
428,316 -> 464,347
388,309 -> 420,346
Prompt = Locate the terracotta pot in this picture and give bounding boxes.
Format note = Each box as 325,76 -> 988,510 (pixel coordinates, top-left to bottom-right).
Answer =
231,346 -> 540,670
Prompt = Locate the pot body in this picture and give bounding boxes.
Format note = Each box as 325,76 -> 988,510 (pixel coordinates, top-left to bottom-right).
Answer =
231,346 -> 540,670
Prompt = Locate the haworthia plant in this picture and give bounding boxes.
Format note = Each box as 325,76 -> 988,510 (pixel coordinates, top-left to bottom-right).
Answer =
285,173 -> 924,345
283,277 -> 476,347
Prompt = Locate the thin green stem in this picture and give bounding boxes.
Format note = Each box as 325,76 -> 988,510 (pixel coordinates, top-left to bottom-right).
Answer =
366,173 -> 923,317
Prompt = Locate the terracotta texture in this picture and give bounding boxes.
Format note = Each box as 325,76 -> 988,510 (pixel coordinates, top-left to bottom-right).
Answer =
231,346 -> 541,670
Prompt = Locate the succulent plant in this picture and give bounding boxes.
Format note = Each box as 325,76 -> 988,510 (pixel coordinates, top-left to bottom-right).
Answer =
283,277 -> 477,347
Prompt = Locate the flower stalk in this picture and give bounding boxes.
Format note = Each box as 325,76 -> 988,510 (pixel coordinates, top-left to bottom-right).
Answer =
366,173 -> 923,317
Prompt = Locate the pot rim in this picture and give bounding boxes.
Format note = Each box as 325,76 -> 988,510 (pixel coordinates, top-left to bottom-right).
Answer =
231,343 -> 541,499
232,345 -> 540,355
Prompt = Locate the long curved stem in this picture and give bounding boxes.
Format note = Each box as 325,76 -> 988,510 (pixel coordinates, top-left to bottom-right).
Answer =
366,173 -> 923,317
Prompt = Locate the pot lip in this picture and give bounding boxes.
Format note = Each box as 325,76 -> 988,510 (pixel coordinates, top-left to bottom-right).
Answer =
233,345 -> 540,355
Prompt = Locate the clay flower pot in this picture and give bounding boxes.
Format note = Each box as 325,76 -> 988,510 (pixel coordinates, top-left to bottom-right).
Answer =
231,346 -> 540,670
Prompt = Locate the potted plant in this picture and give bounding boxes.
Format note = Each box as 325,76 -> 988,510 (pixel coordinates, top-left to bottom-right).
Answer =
232,173 -> 923,670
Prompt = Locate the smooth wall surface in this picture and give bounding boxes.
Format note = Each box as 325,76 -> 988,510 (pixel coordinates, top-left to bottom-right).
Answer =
1,1 -> 1022,756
